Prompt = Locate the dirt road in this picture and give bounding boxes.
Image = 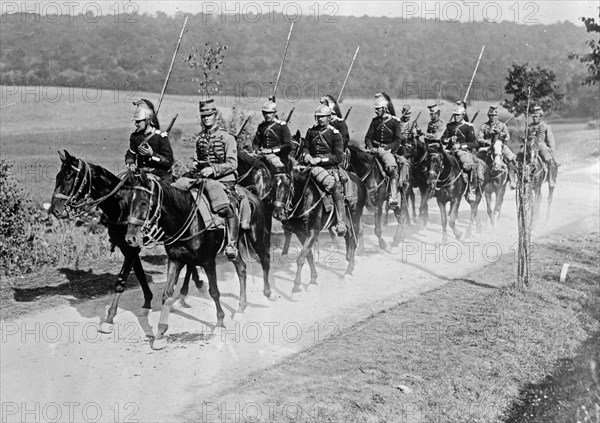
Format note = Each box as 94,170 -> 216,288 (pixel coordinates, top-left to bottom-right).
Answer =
1,159 -> 598,423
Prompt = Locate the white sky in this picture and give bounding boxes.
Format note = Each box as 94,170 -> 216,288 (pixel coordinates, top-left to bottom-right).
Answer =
5,1 -> 598,25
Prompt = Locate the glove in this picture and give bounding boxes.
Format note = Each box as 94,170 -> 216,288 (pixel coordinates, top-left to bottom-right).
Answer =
309,157 -> 320,166
127,163 -> 137,172
304,154 -> 313,165
200,166 -> 214,177
138,143 -> 153,156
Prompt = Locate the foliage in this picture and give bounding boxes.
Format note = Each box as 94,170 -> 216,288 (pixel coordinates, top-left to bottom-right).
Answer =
502,64 -> 565,116
184,42 -> 227,97
568,12 -> 600,86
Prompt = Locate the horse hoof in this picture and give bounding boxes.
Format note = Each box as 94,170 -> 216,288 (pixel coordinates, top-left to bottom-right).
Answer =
455,232 -> 464,242
343,274 -> 353,283
378,239 -> 388,250
267,292 -> 278,302
97,323 -> 114,334
232,312 -> 244,322
151,337 -> 168,350
176,298 -> 191,309
305,283 -> 318,292
290,291 -> 302,302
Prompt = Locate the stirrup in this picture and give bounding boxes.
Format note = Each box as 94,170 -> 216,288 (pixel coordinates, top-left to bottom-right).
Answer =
335,222 -> 347,236
388,196 -> 399,207
225,243 -> 238,260
467,192 -> 476,202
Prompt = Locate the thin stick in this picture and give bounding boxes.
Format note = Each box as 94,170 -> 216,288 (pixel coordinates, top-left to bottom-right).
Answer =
337,45 -> 360,103
273,22 -> 294,99
156,16 -> 188,115
463,45 -> 485,104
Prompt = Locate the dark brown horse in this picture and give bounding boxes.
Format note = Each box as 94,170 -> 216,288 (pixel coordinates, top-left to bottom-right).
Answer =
49,151 -> 202,333
481,140 -> 509,227
426,145 -> 483,242
401,137 -> 432,226
348,146 -> 409,249
125,171 -> 273,349
272,161 -> 367,295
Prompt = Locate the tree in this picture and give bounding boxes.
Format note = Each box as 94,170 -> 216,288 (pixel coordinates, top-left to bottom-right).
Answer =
568,12 -> 600,86
184,42 -> 227,98
503,63 -> 564,116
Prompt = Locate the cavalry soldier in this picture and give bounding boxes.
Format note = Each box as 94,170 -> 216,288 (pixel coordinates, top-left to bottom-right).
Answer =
398,104 -> 421,147
125,99 -> 174,179
364,96 -> 401,207
194,99 -> 240,260
526,105 -> 558,188
423,103 -> 446,144
301,105 -> 347,236
477,105 -> 517,189
320,95 -> 350,149
252,99 -> 292,174
441,106 -> 480,202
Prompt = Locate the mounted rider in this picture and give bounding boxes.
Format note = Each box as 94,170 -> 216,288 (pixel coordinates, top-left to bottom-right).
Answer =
477,105 -> 517,189
320,95 -> 350,150
301,105 -> 347,236
441,105 -> 480,202
125,99 -> 174,179
398,104 -> 421,150
525,105 -> 558,188
364,95 -> 401,207
193,99 -> 241,260
252,99 -> 292,174
423,103 -> 446,144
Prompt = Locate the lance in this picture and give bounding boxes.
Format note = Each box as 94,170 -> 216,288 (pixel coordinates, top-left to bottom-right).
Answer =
272,22 -> 294,100
234,116 -> 251,139
285,107 -> 295,123
344,106 -> 352,121
337,45 -> 360,103
504,115 -> 514,125
156,16 -> 188,116
463,45 -> 485,105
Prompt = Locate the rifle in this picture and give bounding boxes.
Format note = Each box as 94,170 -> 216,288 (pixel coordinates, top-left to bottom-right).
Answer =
156,16 -> 188,115
165,114 -> 178,133
285,107 -> 295,123
344,106 -> 352,121
504,115 -> 514,125
410,111 -> 422,139
471,110 -> 480,125
337,45 -> 360,103
234,116 -> 251,139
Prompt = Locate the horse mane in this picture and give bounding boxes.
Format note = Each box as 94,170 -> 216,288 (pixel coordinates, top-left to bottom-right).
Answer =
238,150 -> 261,168
158,180 -> 195,212
348,145 -> 374,163
88,162 -> 122,185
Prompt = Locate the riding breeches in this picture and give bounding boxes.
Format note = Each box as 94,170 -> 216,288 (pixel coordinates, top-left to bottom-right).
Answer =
376,149 -> 398,173
502,144 -> 516,162
537,142 -> 555,164
263,153 -> 286,173
455,150 -> 477,171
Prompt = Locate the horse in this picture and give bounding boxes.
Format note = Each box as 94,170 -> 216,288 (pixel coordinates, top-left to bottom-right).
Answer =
480,139 -> 509,227
271,160 -> 367,294
426,144 -> 484,242
125,171 -> 274,349
401,137 -> 432,226
518,135 -> 556,222
49,151 -> 203,333
347,145 -> 409,249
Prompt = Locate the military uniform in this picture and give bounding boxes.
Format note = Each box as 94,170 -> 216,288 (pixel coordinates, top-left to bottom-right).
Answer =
365,115 -> 402,154
528,117 -> 557,187
424,118 -> 446,143
442,114 -> 480,200
330,115 -> 350,150
195,125 -> 238,185
253,118 -> 292,173
125,127 -> 174,178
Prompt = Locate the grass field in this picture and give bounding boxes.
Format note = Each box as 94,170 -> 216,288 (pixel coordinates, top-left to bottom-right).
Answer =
4,85 -> 577,203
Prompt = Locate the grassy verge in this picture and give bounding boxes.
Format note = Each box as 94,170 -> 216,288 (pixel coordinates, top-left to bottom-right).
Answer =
185,224 -> 599,423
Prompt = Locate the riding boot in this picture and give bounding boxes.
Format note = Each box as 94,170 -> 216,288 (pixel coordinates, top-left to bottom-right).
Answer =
507,159 -> 517,190
224,205 -> 239,260
467,170 -> 477,202
332,185 -> 347,236
388,168 -> 400,208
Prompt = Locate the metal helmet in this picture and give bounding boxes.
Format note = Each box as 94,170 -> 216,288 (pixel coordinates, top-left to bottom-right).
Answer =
373,97 -> 388,110
452,106 -> 466,116
314,105 -> 332,116
262,100 -> 277,113
132,99 -> 155,121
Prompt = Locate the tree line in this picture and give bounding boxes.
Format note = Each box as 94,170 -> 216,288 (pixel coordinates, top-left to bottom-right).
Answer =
0,12 -> 596,116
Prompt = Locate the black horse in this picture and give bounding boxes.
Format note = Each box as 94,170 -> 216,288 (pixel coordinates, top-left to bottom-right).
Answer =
426,145 -> 484,242
125,171 -> 273,349
401,137 -> 432,226
272,160 -> 367,294
49,151 -> 202,332
347,146 -> 408,249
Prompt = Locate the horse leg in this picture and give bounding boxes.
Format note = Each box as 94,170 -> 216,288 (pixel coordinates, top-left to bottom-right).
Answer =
131,253 -> 153,309
485,190 -> 494,227
293,229 -> 318,295
391,206 -> 405,249
375,203 -> 387,250
449,198 -> 463,241
343,224 -> 357,281
495,183 -> 507,222
357,221 -> 365,256
383,200 -> 389,226
99,248 -> 137,333
247,228 -> 274,301
281,230 -> 292,256
466,196 -> 480,238
204,261 -> 226,330
419,186 -> 429,227
437,199 -> 448,244
409,188 -> 417,222
152,259 -> 185,350
546,186 -> 554,221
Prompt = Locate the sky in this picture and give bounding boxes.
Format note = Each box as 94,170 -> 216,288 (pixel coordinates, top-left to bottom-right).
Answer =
5,1 -> 598,26
132,1 -> 598,25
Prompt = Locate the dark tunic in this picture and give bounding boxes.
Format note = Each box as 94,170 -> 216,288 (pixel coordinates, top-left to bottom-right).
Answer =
125,127 -> 174,177
364,115 -> 402,154
252,119 -> 292,159
441,121 -> 478,152
302,125 -> 344,168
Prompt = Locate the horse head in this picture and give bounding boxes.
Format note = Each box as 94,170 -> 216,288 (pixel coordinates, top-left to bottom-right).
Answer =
426,145 -> 443,192
126,170 -> 157,247
50,150 -> 88,218
272,172 -> 293,221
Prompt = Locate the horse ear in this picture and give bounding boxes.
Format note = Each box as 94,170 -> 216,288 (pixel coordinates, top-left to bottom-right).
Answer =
64,150 -> 75,163
58,150 -> 66,162
294,130 -> 301,140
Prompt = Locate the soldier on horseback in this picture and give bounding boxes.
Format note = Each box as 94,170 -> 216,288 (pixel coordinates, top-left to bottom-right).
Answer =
364,95 -> 401,207
477,105 -> 517,189
441,106 -> 480,202
194,99 -> 241,260
320,95 -> 350,150
125,99 -> 174,179
526,105 -> 558,188
423,103 -> 446,144
301,105 -> 347,236
398,104 -> 421,149
252,99 -> 292,175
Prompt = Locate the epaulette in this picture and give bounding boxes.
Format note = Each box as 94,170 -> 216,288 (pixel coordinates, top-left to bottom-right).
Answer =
153,128 -> 168,137
332,115 -> 345,122
275,119 -> 287,126
328,125 -> 340,134
391,115 -> 401,121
